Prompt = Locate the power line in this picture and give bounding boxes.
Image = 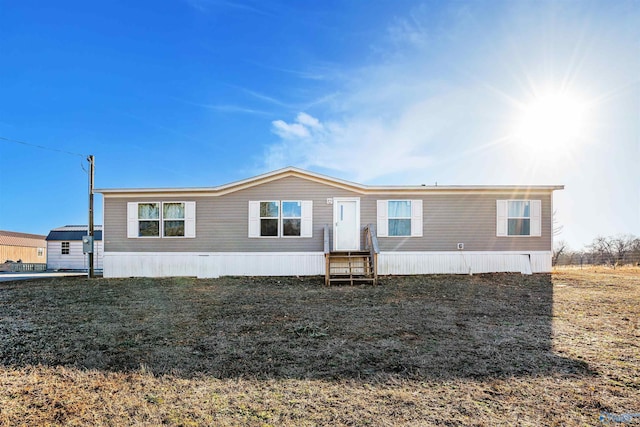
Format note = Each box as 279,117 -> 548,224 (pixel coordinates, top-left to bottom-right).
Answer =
0,135 -> 87,158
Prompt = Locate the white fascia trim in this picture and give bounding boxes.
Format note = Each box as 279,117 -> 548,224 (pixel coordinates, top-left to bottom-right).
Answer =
96,166 -> 564,197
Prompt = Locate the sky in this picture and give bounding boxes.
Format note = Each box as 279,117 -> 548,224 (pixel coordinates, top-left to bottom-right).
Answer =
0,0 -> 638,250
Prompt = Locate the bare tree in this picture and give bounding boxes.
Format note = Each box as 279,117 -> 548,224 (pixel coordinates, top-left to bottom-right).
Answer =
587,234 -> 639,267
588,236 -> 614,265
553,210 -> 564,237
632,237 -> 640,265
552,240 -> 567,266
610,234 -> 637,265
553,234 -> 639,267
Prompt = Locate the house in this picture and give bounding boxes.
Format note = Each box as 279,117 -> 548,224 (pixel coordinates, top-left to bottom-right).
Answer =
96,167 -> 563,281
0,230 -> 47,264
46,225 -> 103,271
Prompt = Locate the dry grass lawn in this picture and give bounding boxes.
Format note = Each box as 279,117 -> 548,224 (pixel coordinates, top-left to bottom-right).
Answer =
0,268 -> 638,426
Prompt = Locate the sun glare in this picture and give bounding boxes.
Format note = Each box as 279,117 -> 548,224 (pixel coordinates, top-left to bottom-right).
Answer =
514,93 -> 587,154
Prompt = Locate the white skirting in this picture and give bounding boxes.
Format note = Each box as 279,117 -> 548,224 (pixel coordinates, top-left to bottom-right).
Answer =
378,251 -> 551,275
103,250 -> 552,278
103,252 -> 325,278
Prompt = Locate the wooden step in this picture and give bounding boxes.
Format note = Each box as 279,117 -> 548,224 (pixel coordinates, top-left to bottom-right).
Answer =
325,250 -> 376,286
328,276 -> 376,285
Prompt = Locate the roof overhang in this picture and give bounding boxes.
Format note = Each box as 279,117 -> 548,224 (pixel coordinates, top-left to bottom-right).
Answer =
96,166 -> 564,197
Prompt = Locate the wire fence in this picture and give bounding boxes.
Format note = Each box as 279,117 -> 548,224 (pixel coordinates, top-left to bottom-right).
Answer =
553,252 -> 640,268
0,262 -> 48,272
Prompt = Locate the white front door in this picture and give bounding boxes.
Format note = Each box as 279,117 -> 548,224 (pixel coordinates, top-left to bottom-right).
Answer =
333,198 -> 360,251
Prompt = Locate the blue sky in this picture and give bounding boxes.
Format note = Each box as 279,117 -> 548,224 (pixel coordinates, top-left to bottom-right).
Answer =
1,0 -> 638,250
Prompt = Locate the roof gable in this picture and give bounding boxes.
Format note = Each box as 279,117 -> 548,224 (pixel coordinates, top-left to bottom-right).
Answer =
96,166 -> 564,197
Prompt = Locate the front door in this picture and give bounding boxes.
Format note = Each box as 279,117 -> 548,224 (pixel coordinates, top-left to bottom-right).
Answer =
333,198 -> 360,251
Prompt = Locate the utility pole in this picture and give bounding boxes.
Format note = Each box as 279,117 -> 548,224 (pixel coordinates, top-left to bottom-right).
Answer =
88,155 -> 95,278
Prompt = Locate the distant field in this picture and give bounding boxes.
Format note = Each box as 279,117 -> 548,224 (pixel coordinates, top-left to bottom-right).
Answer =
0,268 -> 638,426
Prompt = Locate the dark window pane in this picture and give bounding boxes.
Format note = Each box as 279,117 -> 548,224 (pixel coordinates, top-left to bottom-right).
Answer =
389,219 -> 411,236
283,218 -> 301,236
260,219 -> 278,236
508,218 -> 530,236
139,220 -> 160,237
164,220 -> 185,237
260,202 -> 279,218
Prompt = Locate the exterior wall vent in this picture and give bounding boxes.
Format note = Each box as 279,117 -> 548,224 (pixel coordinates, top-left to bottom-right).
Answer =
457,243 -> 464,250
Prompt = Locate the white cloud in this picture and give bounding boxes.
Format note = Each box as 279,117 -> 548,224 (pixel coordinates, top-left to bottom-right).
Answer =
270,111 -> 327,140
265,78 -> 491,183
271,119 -> 310,139
261,5 -> 487,183
266,101 -> 451,183
296,112 -> 323,130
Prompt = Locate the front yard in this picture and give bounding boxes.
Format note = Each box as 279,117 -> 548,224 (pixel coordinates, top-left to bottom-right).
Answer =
0,269 -> 638,425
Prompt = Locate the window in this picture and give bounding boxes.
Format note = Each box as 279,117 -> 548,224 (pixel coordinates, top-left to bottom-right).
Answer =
249,200 -> 312,238
163,202 -> 185,237
282,201 -> 302,236
376,200 -> 423,237
388,201 -> 412,236
61,242 -> 70,255
496,200 -> 541,237
508,201 -> 530,236
138,203 -> 160,237
127,202 -> 196,238
260,201 -> 279,237
37,247 -> 44,257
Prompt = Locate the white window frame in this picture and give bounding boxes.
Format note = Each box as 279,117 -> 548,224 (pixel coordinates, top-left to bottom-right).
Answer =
377,200 -> 423,238
496,199 -> 541,237
259,200 -> 280,239
248,200 -> 313,238
135,201 -> 161,238
162,202 -> 188,239
127,201 -> 196,239
37,247 -> 44,257
281,200 -> 304,238
61,241 -> 70,255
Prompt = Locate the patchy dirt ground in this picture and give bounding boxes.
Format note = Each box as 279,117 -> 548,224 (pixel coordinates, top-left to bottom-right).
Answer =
0,268 -> 638,426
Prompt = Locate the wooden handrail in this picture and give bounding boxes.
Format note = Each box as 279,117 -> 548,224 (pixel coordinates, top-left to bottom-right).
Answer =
323,224 -> 330,254
364,224 -> 379,284
324,224 -> 330,285
364,224 -> 380,255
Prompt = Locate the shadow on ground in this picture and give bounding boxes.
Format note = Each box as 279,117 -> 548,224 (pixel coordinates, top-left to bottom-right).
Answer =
0,274 -> 592,380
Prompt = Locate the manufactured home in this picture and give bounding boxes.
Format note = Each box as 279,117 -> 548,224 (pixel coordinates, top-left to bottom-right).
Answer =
46,225 -> 103,271
97,167 -> 562,282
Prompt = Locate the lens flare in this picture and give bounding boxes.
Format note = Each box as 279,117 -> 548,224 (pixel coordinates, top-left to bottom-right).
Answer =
514,93 -> 587,154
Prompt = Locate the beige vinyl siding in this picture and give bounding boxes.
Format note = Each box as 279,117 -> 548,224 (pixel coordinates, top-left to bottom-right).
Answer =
103,176 -> 553,253
361,193 -> 552,252
104,177 -> 356,253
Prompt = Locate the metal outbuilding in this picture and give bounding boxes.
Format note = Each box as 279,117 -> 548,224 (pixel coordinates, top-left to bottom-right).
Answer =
46,225 -> 103,271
